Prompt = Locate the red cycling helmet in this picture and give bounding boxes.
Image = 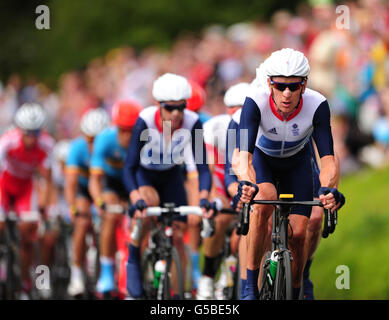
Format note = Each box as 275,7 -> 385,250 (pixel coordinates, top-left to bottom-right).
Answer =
186,80 -> 206,112
111,100 -> 142,129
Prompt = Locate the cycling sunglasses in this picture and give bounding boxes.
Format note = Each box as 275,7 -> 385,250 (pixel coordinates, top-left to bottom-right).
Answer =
270,79 -> 305,92
22,129 -> 41,136
160,102 -> 186,112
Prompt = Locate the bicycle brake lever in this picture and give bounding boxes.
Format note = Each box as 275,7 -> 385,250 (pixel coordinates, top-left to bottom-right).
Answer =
322,209 -> 330,239
240,203 -> 250,236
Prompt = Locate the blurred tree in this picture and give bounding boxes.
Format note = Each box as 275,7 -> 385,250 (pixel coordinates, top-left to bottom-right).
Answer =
0,0 -> 306,86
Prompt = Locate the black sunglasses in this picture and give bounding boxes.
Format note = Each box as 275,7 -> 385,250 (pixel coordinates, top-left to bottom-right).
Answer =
270,79 -> 305,92
23,129 -> 41,136
160,102 -> 186,112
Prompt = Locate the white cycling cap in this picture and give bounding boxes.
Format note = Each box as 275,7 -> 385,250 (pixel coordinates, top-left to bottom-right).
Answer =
152,73 -> 191,102
53,139 -> 70,162
80,108 -> 110,137
14,103 -> 46,131
224,82 -> 251,107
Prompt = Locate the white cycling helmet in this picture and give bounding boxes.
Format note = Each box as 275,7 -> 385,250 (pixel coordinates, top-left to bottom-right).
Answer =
224,82 -> 251,107
53,139 -> 70,162
152,73 -> 191,102
262,48 -> 310,78
14,103 -> 46,131
80,108 -> 110,137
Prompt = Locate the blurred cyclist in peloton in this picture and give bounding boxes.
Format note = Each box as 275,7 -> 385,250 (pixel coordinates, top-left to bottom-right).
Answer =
123,73 -> 213,299
89,101 -> 142,296
65,108 -> 110,297
0,103 -> 55,299
184,80 -> 209,292
197,82 -> 250,299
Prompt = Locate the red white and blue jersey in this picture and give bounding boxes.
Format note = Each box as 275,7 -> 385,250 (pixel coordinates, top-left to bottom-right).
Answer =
203,114 -> 231,197
224,109 -> 241,191
240,86 -> 334,159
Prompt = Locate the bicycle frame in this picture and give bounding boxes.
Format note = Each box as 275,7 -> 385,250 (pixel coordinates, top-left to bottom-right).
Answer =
271,200 -> 293,253
252,197 -> 325,300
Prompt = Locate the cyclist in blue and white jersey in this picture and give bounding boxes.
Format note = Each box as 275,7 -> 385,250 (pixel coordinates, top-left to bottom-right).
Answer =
227,98 -> 343,300
196,82 -> 250,300
65,108 -> 110,297
123,73 -> 212,299
88,101 -> 142,295
223,84 -> 252,300
235,48 -> 345,300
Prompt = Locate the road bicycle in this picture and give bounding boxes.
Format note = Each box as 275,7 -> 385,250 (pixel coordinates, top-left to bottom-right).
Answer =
242,194 -> 328,300
46,215 -> 72,300
0,211 -> 44,300
0,212 -> 22,299
214,219 -> 241,300
140,203 -> 207,300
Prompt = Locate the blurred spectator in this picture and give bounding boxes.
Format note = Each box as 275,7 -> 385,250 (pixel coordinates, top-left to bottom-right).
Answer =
3,0 -> 389,176
0,74 -> 21,135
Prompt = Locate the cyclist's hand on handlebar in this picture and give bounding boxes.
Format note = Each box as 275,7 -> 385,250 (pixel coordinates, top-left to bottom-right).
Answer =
333,190 -> 345,211
237,180 -> 259,204
318,187 -> 344,213
200,198 -> 214,219
128,199 -> 148,219
94,197 -> 106,216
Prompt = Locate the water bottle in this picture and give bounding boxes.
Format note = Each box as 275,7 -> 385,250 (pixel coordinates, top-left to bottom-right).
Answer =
200,218 -> 214,238
153,260 -> 166,289
130,218 -> 142,242
269,250 -> 279,281
225,255 -> 237,287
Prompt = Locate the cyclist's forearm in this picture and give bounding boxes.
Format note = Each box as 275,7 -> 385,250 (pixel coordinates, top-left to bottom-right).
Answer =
40,168 -> 52,207
237,151 -> 256,183
199,189 -> 209,201
319,155 -> 338,188
334,153 -> 341,188
129,190 -> 142,204
64,172 -> 78,207
227,181 -> 239,198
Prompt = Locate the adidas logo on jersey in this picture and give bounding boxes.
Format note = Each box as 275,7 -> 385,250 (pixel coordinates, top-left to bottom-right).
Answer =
267,127 -> 277,134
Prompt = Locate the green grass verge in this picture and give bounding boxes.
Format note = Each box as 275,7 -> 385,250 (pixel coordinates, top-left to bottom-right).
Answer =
312,165 -> 389,299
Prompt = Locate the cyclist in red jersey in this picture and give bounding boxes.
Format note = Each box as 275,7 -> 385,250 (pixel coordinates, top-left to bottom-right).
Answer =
0,103 -> 55,298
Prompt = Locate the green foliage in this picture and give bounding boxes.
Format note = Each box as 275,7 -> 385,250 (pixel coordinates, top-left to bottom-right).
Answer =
0,0 -> 306,85
312,165 -> 389,299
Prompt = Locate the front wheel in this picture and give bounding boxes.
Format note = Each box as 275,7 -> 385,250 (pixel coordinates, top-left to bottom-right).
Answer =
162,247 -> 184,299
258,251 -> 273,300
274,250 -> 292,300
141,249 -> 157,299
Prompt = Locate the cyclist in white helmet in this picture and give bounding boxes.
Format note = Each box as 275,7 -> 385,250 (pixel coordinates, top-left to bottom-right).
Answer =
196,82 -> 250,300
234,48 -> 345,299
37,139 -> 71,299
0,103 -> 55,299
49,140 -> 71,225
65,108 -> 110,297
123,73 -> 212,299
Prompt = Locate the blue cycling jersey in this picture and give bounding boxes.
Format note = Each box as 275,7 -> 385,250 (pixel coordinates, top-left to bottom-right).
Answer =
90,127 -> 128,179
66,136 -> 90,188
